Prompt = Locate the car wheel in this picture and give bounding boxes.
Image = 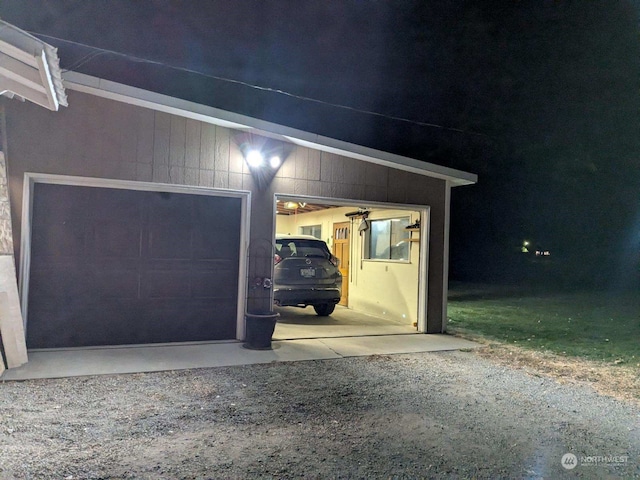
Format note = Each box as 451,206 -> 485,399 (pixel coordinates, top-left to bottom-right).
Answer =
313,303 -> 335,316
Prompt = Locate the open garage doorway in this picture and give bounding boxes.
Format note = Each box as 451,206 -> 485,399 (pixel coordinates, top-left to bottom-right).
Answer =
273,196 -> 428,340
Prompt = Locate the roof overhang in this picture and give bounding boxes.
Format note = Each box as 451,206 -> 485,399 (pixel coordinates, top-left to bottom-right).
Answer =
0,20 -> 67,111
63,71 -> 477,186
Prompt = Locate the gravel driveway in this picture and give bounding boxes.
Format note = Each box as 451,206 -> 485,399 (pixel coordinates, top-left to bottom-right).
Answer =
1,350 -> 638,479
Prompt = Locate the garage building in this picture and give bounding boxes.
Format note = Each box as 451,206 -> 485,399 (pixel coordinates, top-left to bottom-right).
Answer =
0,68 -> 476,366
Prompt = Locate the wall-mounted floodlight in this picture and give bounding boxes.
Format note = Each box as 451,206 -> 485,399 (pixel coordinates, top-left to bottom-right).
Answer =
235,134 -> 290,190
246,150 -> 264,168
269,156 -> 281,169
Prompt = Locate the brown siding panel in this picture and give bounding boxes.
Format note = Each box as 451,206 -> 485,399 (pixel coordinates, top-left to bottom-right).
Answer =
200,123 -> 216,170
135,109 -> 154,165
293,179 -> 308,195
307,149 -> 321,180
169,116 -> 186,168
229,142 -> 245,174
153,112 -> 171,166
228,172 -> 243,190
136,163 -> 152,182
199,169 -> 214,187
213,171 -> 228,189
185,119 -> 201,170
294,147 -> 308,179
307,180 -> 322,196
279,156 -> 295,178
214,127 -> 230,171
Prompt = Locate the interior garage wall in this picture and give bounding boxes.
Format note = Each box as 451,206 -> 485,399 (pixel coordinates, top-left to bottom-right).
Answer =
276,207 -> 353,247
2,89 -> 449,332
277,208 -> 421,324
348,209 -> 421,325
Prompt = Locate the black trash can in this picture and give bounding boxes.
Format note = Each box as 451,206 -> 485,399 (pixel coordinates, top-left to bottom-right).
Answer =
244,312 -> 279,350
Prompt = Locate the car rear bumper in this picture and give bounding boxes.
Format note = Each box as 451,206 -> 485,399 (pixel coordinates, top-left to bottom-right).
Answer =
274,287 -> 341,307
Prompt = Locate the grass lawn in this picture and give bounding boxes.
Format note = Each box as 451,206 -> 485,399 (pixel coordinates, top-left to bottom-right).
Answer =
447,284 -> 640,368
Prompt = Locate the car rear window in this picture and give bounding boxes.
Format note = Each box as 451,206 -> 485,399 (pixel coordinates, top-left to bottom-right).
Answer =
276,239 -> 330,258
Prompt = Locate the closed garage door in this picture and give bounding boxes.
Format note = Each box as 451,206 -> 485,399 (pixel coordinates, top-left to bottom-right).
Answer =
26,182 -> 243,348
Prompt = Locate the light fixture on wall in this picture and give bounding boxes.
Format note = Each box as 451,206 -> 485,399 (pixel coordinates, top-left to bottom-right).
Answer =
269,156 -> 281,168
234,132 -> 292,190
246,149 -> 264,168
243,149 -> 282,171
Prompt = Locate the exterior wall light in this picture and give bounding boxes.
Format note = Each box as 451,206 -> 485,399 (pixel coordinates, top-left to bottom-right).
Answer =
234,133 -> 288,189
269,155 -> 281,169
246,150 -> 264,168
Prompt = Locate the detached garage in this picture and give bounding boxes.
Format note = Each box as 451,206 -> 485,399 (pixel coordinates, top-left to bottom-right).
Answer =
0,45 -> 476,369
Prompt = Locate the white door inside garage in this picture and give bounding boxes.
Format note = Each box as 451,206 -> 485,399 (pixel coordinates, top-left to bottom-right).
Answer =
24,181 -> 245,349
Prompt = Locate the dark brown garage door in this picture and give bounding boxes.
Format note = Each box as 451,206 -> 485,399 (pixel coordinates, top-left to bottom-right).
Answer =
26,183 -> 242,348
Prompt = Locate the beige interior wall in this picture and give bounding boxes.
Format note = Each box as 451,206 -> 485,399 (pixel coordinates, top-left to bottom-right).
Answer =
350,208 -> 420,324
276,206 -> 353,246
276,207 -> 421,324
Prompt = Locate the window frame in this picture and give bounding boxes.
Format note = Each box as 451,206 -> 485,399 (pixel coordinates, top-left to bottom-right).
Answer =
363,216 -> 412,263
299,224 -> 322,240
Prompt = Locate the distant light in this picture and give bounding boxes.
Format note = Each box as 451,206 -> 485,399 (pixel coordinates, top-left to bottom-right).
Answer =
269,155 -> 281,169
523,240 -> 530,246
246,150 -> 263,167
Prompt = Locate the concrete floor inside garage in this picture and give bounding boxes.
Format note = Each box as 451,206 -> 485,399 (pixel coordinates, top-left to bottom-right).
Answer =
273,305 -> 417,340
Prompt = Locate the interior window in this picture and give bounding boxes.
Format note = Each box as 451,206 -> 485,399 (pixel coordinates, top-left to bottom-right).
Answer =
366,217 -> 411,260
300,225 -> 322,239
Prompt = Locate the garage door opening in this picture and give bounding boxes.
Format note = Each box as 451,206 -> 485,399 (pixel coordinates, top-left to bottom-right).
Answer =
273,196 -> 428,340
20,175 -> 248,349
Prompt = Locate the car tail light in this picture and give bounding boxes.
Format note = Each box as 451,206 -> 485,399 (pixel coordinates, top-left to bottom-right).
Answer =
274,254 -> 282,265
329,254 -> 340,268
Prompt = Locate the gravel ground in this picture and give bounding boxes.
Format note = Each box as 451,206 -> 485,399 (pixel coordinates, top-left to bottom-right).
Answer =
1,350 -> 639,479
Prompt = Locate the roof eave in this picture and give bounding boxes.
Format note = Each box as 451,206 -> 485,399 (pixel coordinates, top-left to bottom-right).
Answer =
63,71 -> 477,186
0,20 -> 67,111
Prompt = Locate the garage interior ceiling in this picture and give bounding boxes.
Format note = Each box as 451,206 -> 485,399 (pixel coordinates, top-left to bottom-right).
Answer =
276,201 -> 338,216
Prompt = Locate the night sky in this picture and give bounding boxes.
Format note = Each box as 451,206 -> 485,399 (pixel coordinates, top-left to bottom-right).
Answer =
1,1 -> 639,287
